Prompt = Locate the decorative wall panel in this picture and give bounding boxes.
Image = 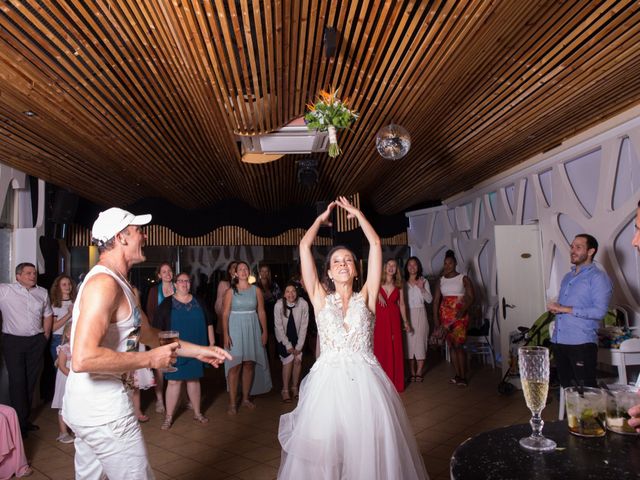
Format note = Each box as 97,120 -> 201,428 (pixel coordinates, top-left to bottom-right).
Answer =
408,114 -> 640,358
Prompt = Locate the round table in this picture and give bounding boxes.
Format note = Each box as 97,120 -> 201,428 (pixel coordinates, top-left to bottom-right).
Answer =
450,420 -> 640,479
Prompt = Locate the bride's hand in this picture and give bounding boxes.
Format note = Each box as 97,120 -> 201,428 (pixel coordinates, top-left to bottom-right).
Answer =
335,196 -> 360,219
318,201 -> 336,226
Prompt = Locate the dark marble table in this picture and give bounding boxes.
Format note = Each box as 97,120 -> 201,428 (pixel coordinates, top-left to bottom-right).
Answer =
450,420 -> 640,479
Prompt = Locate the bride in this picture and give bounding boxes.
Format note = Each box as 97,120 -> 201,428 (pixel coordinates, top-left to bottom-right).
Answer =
278,197 -> 428,479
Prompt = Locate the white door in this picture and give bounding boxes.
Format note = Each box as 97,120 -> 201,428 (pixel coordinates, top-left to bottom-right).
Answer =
494,225 -> 546,380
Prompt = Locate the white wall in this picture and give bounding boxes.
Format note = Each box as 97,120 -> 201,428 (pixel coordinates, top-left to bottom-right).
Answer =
0,162 -> 45,404
407,105 -> 640,359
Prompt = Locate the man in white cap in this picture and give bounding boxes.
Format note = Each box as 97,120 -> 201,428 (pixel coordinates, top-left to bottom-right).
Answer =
63,208 -> 231,479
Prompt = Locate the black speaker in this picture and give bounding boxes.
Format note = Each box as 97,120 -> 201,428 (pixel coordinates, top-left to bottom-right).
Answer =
51,189 -> 79,224
324,27 -> 337,57
297,159 -> 318,187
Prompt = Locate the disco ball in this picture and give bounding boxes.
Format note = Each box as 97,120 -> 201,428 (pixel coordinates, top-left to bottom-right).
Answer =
376,124 -> 411,160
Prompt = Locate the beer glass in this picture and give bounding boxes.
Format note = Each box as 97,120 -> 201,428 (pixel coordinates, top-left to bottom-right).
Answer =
158,330 -> 179,372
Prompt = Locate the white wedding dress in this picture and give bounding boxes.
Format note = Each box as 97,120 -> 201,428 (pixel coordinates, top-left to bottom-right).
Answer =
278,292 -> 428,479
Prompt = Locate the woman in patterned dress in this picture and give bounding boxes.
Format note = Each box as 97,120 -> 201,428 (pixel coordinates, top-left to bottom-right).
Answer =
432,250 -> 474,386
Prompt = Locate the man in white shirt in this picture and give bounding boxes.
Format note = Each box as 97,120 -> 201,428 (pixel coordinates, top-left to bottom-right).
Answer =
0,262 -> 53,437
63,208 -> 231,479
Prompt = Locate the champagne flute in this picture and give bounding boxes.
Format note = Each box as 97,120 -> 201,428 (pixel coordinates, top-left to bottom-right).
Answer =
158,330 -> 179,373
518,346 -> 556,452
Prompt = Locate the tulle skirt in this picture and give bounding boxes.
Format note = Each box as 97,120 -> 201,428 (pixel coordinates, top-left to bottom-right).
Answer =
278,351 -> 428,479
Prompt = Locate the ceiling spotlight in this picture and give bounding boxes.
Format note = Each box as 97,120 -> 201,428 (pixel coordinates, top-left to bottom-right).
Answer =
297,159 -> 318,187
23,111 -> 37,117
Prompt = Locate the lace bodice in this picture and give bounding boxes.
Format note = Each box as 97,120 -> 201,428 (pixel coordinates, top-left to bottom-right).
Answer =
316,292 -> 376,363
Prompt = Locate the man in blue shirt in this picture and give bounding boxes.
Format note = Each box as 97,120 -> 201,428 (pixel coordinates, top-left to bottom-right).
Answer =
628,201 -> 640,432
547,234 -> 613,388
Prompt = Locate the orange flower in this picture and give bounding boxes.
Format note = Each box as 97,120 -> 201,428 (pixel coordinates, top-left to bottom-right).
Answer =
318,87 -> 339,105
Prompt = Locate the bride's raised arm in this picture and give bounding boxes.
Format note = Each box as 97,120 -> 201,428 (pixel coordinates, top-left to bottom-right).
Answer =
334,197 -> 382,312
300,201 -> 336,310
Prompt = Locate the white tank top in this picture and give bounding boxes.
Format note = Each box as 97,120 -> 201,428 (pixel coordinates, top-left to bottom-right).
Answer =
439,273 -> 465,297
63,265 -> 141,426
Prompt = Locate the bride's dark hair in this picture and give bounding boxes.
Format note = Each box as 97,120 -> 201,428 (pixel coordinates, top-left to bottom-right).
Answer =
322,245 -> 360,293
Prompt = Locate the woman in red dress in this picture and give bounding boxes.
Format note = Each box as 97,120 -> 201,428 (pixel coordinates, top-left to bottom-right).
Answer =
374,259 -> 411,392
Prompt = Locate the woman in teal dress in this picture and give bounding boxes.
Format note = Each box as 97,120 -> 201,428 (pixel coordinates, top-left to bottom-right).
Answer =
223,261 -> 272,415
154,272 -> 213,430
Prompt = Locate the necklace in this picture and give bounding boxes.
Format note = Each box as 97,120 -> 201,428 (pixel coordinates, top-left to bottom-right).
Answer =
102,262 -> 133,291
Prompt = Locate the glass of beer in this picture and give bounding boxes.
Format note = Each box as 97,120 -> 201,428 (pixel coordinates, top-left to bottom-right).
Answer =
518,346 -> 556,452
158,330 -> 179,373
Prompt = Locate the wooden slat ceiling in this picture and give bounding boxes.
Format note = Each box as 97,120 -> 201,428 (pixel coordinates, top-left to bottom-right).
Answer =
1,0 -> 640,216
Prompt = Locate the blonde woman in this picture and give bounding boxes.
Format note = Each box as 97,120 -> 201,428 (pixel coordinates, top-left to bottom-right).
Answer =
374,259 -> 410,392
49,275 -> 77,361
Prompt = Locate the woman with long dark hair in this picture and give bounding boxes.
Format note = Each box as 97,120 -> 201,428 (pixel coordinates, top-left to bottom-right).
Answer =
404,256 -> 432,382
258,263 -> 282,369
222,261 -> 272,414
274,282 -> 309,402
214,261 -> 238,335
277,197 -> 428,479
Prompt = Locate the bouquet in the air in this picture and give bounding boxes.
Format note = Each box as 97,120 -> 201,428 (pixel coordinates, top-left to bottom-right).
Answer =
305,88 -> 358,158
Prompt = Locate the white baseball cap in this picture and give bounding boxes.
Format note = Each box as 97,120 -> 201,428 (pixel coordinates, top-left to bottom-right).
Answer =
91,207 -> 152,245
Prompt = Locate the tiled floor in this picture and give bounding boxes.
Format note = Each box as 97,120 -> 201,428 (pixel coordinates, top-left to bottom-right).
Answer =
21,355 -> 560,479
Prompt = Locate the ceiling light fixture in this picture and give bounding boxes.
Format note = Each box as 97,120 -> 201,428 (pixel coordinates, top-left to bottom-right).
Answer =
376,123 -> 411,160
23,111 -> 37,117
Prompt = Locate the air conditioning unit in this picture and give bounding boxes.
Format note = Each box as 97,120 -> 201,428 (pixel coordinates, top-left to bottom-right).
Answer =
237,118 -> 329,163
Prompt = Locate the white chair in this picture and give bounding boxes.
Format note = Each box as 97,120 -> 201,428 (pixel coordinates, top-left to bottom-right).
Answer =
618,338 -> 640,385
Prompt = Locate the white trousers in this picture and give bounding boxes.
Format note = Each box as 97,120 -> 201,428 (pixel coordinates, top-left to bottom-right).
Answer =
69,414 -> 155,480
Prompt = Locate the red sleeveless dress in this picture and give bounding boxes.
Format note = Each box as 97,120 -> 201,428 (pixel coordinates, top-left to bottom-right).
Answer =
374,286 -> 405,392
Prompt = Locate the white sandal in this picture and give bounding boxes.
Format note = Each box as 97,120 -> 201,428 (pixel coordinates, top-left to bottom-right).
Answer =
160,415 -> 172,430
